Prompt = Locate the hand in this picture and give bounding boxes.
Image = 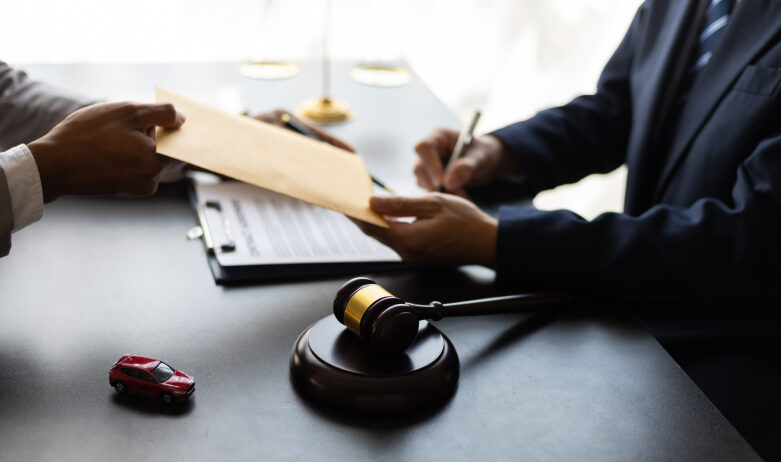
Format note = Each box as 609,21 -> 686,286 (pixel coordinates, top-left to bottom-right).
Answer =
28,102 -> 185,202
253,109 -> 355,152
414,128 -> 519,195
353,193 -> 498,268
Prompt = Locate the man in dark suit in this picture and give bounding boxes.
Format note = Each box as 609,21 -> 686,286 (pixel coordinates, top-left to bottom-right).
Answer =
356,0 -> 781,458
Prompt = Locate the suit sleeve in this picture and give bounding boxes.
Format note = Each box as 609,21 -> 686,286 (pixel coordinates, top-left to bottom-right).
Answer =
0,61 -> 93,150
496,130 -> 781,302
490,4 -> 645,196
0,165 -> 12,257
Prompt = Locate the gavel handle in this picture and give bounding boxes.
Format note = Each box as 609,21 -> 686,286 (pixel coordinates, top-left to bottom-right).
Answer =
409,293 -> 573,321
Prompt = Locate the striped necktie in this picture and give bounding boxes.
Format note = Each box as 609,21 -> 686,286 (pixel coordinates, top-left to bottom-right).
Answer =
680,0 -> 734,99
654,0 -> 735,189
693,0 -> 734,74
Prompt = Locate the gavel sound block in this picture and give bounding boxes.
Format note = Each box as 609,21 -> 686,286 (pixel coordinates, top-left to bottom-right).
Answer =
290,316 -> 459,412
290,277 -> 570,412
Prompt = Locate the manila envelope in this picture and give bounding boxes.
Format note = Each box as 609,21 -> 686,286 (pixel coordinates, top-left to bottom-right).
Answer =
155,87 -> 386,227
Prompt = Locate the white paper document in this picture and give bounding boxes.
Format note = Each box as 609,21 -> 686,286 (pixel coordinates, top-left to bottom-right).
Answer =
194,181 -> 401,267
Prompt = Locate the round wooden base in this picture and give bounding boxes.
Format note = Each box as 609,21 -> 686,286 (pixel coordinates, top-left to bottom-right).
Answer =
290,316 -> 459,412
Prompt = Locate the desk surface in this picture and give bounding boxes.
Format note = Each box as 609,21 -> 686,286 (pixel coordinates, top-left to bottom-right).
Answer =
0,62 -> 759,461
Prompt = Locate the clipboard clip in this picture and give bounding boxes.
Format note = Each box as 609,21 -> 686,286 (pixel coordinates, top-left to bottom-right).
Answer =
187,200 -> 236,254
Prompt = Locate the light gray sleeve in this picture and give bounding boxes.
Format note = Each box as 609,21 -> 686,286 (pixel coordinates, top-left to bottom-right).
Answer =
0,61 -> 94,150
0,165 -> 12,257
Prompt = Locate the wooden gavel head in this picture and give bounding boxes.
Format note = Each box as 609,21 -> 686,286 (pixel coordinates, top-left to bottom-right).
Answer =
334,277 -> 573,354
333,277 -> 420,354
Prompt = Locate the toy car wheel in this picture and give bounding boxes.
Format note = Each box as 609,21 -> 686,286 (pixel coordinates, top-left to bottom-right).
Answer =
114,382 -> 127,394
161,393 -> 173,404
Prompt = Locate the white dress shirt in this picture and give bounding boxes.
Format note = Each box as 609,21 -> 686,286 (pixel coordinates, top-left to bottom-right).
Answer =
0,144 -> 44,231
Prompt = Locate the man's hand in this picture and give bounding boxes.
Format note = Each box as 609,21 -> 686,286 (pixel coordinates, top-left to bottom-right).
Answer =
414,128 -> 520,195
27,102 -> 185,202
253,109 -> 355,152
354,193 -> 498,268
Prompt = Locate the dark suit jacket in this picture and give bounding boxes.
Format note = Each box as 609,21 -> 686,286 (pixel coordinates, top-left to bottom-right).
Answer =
492,0 -> 781,302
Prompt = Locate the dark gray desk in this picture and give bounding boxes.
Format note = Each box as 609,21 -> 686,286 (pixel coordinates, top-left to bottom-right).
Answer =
0,62 -> 759,461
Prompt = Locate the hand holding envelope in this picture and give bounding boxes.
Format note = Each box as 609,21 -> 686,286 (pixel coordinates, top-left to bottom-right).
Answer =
154,87 -> 387,227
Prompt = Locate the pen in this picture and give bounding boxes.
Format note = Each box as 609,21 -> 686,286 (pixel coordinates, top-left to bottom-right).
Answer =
439,109 -> 482,192
280,113 -> 395,194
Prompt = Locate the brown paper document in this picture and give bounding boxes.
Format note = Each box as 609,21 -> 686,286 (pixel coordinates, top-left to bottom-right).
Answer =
155,87 -> 386,227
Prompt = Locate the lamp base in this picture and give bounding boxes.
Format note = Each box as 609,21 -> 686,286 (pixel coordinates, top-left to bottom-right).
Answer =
298,97 -> 354,124
290,316 -> 459,412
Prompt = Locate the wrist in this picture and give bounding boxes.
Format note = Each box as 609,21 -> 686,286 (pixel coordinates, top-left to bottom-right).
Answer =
476,214 -> 498,269
485,135 -> 525,182
27,138 -> 65,202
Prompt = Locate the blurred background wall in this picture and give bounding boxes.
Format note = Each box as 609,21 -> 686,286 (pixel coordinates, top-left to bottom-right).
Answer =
0,0 -> 644,218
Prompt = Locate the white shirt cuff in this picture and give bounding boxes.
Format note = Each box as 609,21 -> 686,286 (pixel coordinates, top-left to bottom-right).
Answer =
0,144 -> 44,231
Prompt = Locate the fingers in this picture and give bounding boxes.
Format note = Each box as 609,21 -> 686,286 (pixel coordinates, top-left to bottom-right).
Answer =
306,123 -> 355,152
352,217 -> 418,261
414,142 -> 444,190
443,154 -> 478,192
253,109 -> 286,125
135,103 -> 186,129
369,194 -> 442,218
414,147 -> 442,190
254,108 -> 356,152
282,111 -> 355,152
352,218 -> 395,248
414,160 -> 435,190
414,128 -> 458,190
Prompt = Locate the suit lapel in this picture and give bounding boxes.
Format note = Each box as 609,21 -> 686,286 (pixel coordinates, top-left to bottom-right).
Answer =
624,0 -> 696,215
653,0 -> 781,201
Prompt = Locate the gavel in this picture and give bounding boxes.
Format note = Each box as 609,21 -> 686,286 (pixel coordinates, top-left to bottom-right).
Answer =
333,277 -> 573,354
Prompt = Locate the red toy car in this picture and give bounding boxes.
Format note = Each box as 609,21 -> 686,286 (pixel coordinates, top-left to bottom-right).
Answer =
109,355 -> 195,404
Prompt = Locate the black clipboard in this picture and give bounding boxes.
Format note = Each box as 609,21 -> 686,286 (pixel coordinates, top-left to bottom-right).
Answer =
187,181 -> 407,285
